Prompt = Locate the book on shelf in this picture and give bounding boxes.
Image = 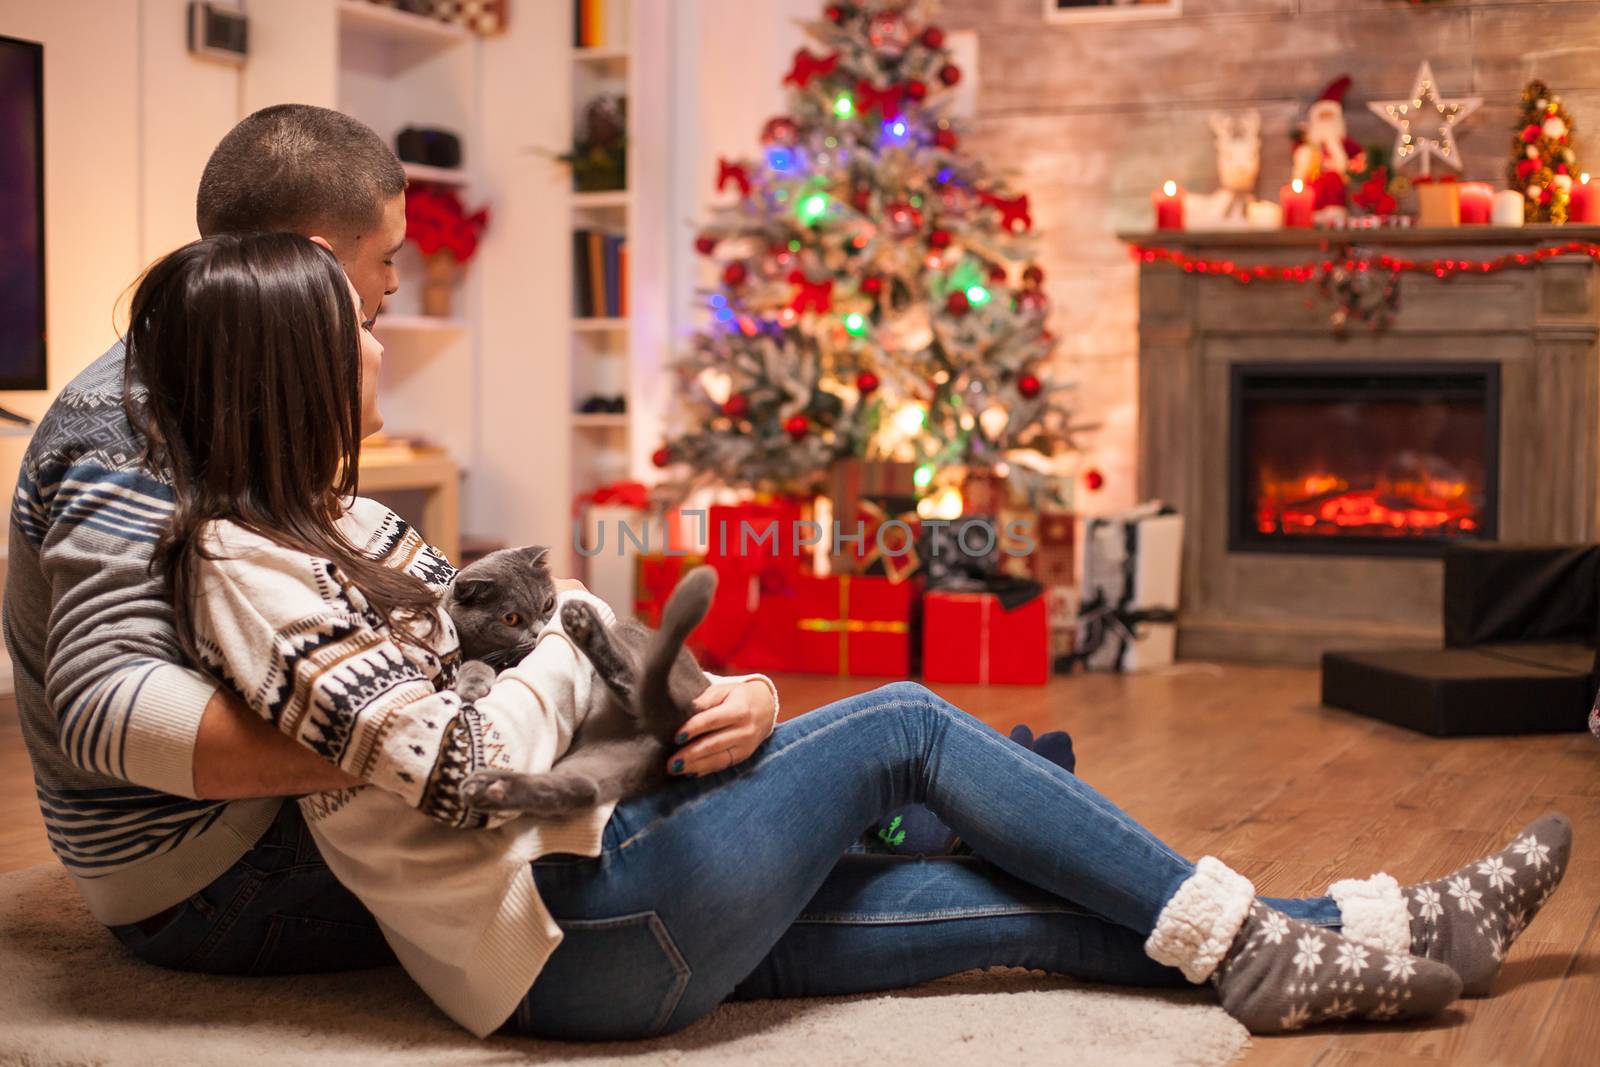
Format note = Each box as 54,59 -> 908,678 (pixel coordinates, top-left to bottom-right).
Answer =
573,0 -> 630,49
572,228 -> 629,318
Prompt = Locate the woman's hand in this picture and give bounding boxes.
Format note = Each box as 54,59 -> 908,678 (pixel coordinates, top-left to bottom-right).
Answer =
554,578 -> 588,594
668,679 -> 775,777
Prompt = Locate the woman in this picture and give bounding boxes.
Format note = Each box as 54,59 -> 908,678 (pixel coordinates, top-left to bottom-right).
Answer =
128,232 -> 1571,1040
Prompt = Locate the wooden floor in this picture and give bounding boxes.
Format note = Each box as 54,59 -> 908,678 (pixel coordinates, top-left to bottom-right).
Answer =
3,667 -> 1596,1066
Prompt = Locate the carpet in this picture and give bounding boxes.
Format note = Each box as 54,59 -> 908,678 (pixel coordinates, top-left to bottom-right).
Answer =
0,864 -> 1250,1067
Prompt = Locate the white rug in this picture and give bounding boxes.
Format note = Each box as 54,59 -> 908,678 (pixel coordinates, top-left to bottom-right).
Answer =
0,864 -> 1250,1067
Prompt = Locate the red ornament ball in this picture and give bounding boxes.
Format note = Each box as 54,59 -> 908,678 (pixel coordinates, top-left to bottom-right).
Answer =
946,290 -> 970,317
1521,124 -> 1542,143
906,79 -> 928,101
694,234 -> 718,256
988,263 -> 1008,284
761,115 -> 800,147
928,228 -> 952,249
721,394 -> 748,418
651,447 -> 674,469
852,186 -> 872,212
825,3 -> 846,23
921,25 -> 945,49
784,414 -> 811,440
723,262 -> 749,287
1084,469 -> 1106,492
935,128 -> 958,150
1017,288 -> 1049,316
939,64 -> 962,87
1023,263 -> 1045,287
861,274 -> 884,296
1017,373 -> 1042,399
857,371 -> 880,395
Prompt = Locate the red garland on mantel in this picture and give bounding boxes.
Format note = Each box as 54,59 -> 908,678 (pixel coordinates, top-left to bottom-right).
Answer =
1128,240 -> 1600,283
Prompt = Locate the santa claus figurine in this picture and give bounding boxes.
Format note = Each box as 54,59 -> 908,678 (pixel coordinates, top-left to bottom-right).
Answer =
1293,75 -> 1366,224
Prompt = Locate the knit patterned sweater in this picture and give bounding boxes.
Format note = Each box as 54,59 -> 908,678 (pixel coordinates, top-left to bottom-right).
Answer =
192,503 -> 776,1036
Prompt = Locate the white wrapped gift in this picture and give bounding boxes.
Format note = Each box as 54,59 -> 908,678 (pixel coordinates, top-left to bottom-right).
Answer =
1078,502 -> 1184,672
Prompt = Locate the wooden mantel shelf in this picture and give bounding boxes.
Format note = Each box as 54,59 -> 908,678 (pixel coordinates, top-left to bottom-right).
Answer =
1117,224 -> 1600,249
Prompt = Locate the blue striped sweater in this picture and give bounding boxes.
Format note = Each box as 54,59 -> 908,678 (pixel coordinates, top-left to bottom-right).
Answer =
4,345 -> 280,924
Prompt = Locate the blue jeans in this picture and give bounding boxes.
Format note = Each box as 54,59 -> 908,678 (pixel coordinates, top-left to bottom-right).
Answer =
507,682 -> 1342,1041
109,800 -> 396,975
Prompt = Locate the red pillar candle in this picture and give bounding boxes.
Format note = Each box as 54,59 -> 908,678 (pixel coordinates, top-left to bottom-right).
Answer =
1153,180 -> 1185,230
1570,174 -> 1598,224
1280,178 -> 1315,229
1459,182 -> 1493,225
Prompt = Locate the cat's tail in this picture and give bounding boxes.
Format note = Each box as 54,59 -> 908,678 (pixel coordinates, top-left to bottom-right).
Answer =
638,566 -> 717,727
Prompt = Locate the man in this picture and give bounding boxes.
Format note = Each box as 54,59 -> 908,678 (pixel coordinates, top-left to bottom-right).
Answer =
4,103 -> 775,974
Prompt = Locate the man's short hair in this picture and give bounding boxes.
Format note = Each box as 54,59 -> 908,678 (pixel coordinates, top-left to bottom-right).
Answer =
196,104 -> 406,240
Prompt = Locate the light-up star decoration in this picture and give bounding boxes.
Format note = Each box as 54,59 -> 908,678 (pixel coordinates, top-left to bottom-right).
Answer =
1366,61 -> 1482,177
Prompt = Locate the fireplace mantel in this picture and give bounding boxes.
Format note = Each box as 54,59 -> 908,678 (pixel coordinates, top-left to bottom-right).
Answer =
1124,226 -> 1600,664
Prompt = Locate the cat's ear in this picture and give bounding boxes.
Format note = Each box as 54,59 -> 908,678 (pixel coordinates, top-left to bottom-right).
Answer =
452,577 -> 496,605
521,545 -> 552,571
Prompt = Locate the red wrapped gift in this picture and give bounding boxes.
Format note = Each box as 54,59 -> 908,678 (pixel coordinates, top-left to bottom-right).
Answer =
696,498 -> 814,669
1034,510 -> 1076,586
922,590 -> 1049,686
634,552 -> 706,629
782,574 -> 914,677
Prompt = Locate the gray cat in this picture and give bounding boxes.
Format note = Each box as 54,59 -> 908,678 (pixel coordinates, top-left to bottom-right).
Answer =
443,547 -> 718,817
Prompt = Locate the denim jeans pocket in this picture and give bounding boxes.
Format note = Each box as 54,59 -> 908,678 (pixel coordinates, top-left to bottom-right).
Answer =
249,912 -> 395,975
514,910 -> 691,1041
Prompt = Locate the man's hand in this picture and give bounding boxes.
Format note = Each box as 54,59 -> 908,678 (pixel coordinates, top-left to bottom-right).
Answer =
667,679 -> 775,777
193,690 -> 359,799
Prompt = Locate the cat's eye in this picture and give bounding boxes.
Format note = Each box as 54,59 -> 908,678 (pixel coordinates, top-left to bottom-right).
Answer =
544,597 -> 555,614
501,612 -> 523,627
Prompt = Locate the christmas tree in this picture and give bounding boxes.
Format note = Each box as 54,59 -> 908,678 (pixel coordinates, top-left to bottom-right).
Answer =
652,0 -> 1078,507
1510,80 -> 1580,223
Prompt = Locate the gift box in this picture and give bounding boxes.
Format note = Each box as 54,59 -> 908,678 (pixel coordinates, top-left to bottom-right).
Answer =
922,587 -> 1049,685
961,468 -> 1014,515
698,498 -> 815,668
1077,502 -> 1184,673
778,574 -> 915,677
920,515 -> 1000,587
1046,585 -> 1079,673
633,552 -> 707,629
827,459 -> 920,578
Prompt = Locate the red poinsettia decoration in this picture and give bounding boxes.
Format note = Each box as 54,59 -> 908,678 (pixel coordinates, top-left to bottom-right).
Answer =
1353,165 -> 1397,215
405,185 -> 490,263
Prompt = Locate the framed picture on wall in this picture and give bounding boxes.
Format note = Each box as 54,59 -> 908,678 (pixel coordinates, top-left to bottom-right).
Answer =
1043,0 -> 1181,23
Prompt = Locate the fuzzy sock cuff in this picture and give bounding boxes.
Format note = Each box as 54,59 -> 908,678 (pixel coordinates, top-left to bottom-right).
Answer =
1327,872 -> 1411,956
1144,856 -> 1257,983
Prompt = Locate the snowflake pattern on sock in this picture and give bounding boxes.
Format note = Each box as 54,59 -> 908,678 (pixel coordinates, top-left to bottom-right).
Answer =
1402,813 -> 1573,997
1212,901 -> 1461,1034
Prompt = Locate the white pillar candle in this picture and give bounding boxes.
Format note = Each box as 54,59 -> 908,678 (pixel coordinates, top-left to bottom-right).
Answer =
1246,200 -> 1283,230
1492,189 -> 1525,227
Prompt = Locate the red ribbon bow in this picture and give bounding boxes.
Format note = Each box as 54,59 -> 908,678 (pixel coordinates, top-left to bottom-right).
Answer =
784,49 -> 839,89
788,272 -> 834,314
582,480 -> 651,510
979,191 -> 1032,233
717,158 -> 752,198
855,80 -> 906,120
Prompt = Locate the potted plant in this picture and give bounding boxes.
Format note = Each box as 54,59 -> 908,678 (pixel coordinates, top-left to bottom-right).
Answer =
404,184 -> 489,317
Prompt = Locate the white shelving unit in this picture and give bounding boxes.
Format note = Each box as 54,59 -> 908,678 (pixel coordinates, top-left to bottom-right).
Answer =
336,0 -> 479,562
569,2 -> 636,504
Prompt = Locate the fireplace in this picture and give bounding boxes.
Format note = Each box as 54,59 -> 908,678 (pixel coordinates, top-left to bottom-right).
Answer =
1129,225 -> 1600,664
1229,363 -> 1500,557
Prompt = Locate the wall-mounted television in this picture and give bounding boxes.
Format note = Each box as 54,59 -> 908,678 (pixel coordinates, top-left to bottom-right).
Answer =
0,35 -> 45,393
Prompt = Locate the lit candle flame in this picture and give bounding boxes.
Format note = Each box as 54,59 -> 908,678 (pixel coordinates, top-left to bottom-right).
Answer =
1584,173 -> 1592,186
1162,180 -> 1177,197
1291,179 -> 1304,194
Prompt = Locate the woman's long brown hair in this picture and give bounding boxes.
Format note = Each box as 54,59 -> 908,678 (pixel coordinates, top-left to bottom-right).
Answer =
125,232 -> 439,656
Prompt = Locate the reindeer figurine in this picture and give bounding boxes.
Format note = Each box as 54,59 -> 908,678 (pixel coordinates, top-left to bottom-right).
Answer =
1186,110 -> 1262,230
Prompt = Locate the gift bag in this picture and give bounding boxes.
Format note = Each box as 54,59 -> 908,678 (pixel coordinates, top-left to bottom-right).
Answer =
1077,503 -> 1184,673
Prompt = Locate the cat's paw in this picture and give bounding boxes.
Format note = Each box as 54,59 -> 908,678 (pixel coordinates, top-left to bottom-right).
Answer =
455,660 -> 497,703
462,769 -> 521,811
561,600 -> 602,645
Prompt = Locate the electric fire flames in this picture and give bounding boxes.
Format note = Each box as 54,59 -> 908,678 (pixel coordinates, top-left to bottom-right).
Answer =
1256,471 -> 1481,538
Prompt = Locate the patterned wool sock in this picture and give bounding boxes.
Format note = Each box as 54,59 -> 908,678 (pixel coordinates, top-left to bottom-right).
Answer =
1145,857 -> 1461,1034
1330,813 -> 1573,996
